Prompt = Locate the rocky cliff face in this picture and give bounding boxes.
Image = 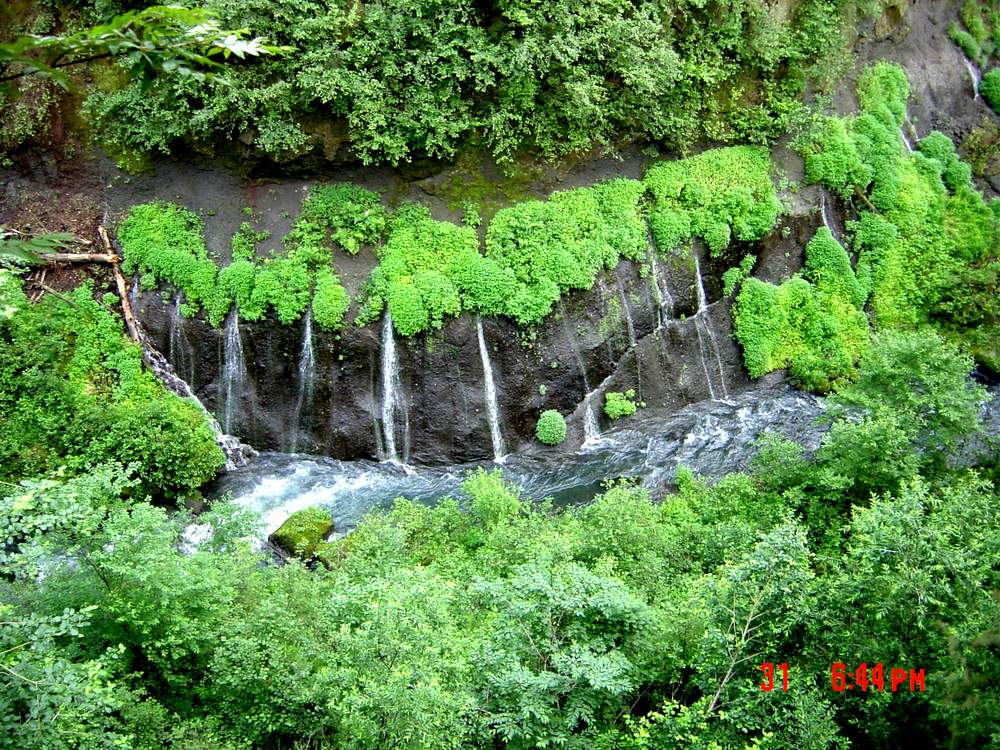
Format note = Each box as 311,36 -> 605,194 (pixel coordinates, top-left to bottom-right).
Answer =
133,205 -> 820,465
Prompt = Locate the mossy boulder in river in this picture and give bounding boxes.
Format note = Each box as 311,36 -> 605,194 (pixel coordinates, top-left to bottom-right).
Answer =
269,506 -> 334,558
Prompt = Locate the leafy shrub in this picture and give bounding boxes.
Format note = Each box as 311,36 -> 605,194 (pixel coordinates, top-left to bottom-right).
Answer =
645,146 -> 781,256
312,267 -> 350,330
0,275 -> 223,497
485,179 -> 647,324
721,254 -> 756,297
118,202 -> 227,324
604,390 -> 637,420
535,410 -> 567,445
981,68 -> 1000,113
80,0 -> 872,168
797,63 -> 999,369
950,23 -> 982,63
357,203 -> 480,336
295,183 -> 386,255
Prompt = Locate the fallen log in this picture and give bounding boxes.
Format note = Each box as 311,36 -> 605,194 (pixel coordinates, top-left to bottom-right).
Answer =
35,252 -> 117,263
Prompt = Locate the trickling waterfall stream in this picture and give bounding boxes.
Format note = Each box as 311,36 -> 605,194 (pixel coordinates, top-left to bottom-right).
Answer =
221,310 -> 249,435
964,57 -> 982,100
900,128 -> 915,153
559,299 -> 600,441
289,311 -> 316,453
380,312 -> 409,464
167,293 -> 195,385
692,257 -> 729,401
136,312 -> 254,469
476,317 -> 506,462
820,192 -> 839,242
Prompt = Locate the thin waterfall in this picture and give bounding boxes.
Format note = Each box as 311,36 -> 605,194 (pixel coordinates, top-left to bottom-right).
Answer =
131,303 -> 253,469
559,299 -> 599,440
618,284 -> 638,348
220,309 -> 249,435
168,293 -> 195,385
899,128 -> 914,154
380,312 -> 409,464
693,257 -> 729,401
289,310 -> 316,453
964,57 -> 981,100
820,192 -> 839,243
648,251 -> 675,331
476,316 -> 506,462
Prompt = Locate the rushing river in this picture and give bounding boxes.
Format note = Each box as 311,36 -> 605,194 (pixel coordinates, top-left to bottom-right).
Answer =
210,382 -> 1000,537
209,385 -> 825,535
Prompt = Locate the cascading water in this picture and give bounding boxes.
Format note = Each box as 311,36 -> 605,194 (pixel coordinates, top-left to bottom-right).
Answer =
899,128 -> 915,154
289,310 -> 316,453
476,316 -> 506,462
380,312 -> 410,464
648,251 -> 675,331
964,57 -> 982,100
693,256 -> 729,401
220,310 -> 249,435
618,284 -> 638,348
560,299 -> 600,441
167,293 -> 195,385
134,310 -> 253,469
820,192 -> 839,242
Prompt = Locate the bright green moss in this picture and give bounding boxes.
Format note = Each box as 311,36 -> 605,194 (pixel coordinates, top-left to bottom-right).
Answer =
120,194 -> 352,329
981,69 -> 1000,114
294,183 -> 387,255
357,202 -> 481,336
604,390 -> 638,420
485,179 -> 647,325
118,202 -> 226,325
269,506 -> 334,558
792,61 -> 1000,376
312,267 -> 350,331
804,228 -> 865,309
535,410 -> 567,446
645,146 -> 781,256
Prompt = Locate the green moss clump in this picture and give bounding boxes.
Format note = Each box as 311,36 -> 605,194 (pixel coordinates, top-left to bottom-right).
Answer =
117,202 -> 228,325
312,267 -> 350,331
485,179 -> 648,325
981,69 -> 1000,114
269,506 -> 334,558
535,410 -> 567,446
733,226 -> 869,393
294,183 -> 387,255
794,62 -> 1000,374
645,146 -> 781,256
604,390 -> 637,420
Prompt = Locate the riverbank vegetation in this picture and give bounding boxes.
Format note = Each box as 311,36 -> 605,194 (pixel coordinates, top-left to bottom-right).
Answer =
2,316 -> 997,748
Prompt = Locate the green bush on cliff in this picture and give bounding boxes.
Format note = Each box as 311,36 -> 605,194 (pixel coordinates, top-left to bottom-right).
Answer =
645,146 -> 781,255
981,68 -> 1000,113
0,274 -> 223,498
733,227 -> 869,392
795,62 -> 1000,372
604,390 -> 638,420
356,203 -> 480,336
295,183 -> 387,255
535,410 -> 567,445
312,267 -> 350,330
485,179 -> 647,325
118,202 -> 228,325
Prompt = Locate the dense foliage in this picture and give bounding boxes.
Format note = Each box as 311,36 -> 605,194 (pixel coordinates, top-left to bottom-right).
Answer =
604,389 -> 638,420
0,270 -> 222,498
645,145 -> 782,256
735,62 -> 1000,384
1,323 -> 996,748
535,409 -> 567,445
65,0 -> 880,168
119,185 -> 356,330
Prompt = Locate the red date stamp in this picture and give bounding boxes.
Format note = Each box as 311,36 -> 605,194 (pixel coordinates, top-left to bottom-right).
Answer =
759,662 -> 926,693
